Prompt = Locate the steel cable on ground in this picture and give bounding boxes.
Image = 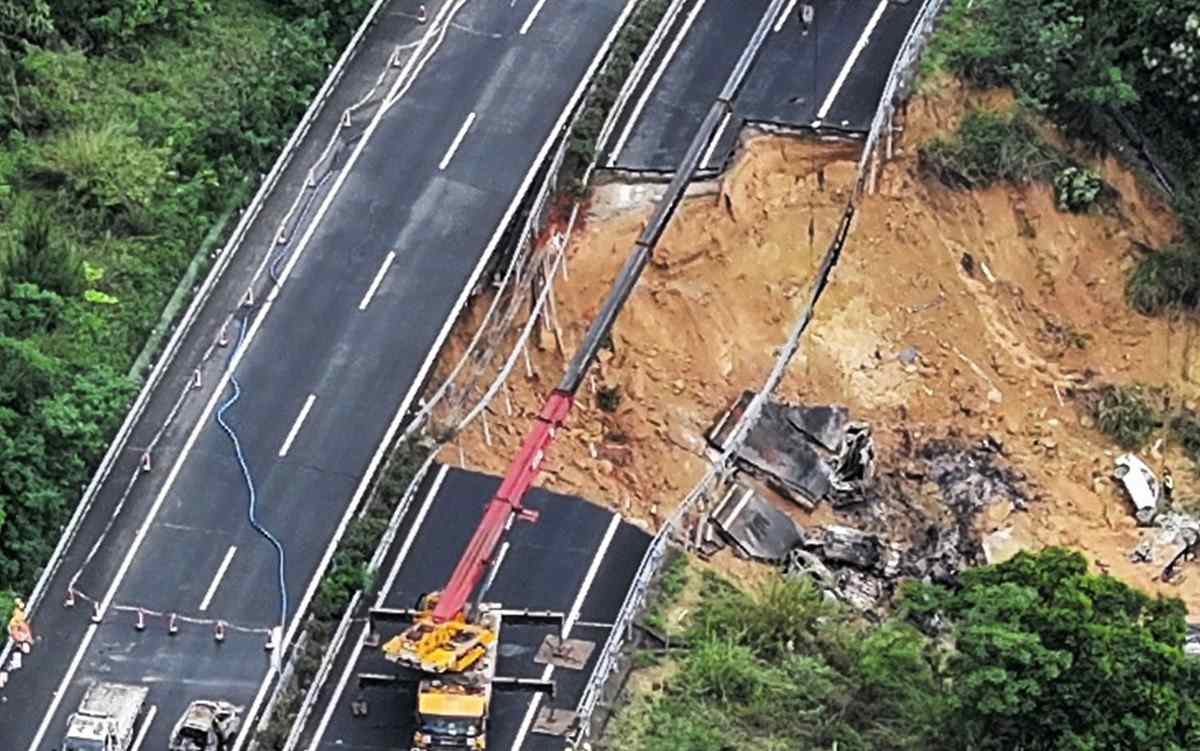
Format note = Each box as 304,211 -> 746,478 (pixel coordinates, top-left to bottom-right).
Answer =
214,316 -> 289,629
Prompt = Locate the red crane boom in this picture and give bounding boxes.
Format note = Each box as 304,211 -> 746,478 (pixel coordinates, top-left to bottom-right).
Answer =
431,391 -> 573,622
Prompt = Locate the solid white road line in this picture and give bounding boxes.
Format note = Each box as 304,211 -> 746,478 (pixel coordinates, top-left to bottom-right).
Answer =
379,465 -> 449,599
358,251 -> 397,311
609,0 -> 708,165
28,298 -> 281,751
514,512 -> 622,750
305,465 -> 448,751
564,513 -> 621,636
439,112 -> 477,170
774,0 -> 797,32
279,395 -> 317,457
701,110 -> 732,169
129,704 -> 158,751
27,623 -> 98,751
519,0 -> 549,35
816,0 -> 889,121
199,545 -> 239,612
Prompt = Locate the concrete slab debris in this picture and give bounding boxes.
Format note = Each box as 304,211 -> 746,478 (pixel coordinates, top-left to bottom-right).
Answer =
709,392 -> 875,508
711,484 -> 804,562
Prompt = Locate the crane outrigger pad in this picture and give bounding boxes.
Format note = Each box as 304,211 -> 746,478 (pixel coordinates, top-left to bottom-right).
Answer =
534,635 -> 595,670
532,705 -> 577,736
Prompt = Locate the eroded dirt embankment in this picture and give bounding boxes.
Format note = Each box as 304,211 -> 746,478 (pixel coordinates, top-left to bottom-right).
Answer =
435,136 -> 861,527
436,80 -> 1200,610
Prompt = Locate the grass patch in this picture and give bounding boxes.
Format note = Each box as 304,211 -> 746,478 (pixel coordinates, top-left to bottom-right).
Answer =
642,548 -> 689,636
1169,410 -> 1200,467
1126,245 -> 1200,316
918,109 -> 1067,189
611,550 -> 1198,751
612,571 -> 943,751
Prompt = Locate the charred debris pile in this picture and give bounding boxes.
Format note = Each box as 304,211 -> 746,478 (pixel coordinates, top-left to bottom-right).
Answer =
699,392 -> 1029,617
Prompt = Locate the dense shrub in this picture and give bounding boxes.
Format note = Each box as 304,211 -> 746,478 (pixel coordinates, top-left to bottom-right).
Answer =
1126,245 -> 1200,315
1091,383 -> 1160,449
1053,165 -> 1103,212
613,550 -> 1200,751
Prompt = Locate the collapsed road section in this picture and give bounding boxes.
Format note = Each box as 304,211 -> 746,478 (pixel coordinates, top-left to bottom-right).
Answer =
295,467 -> 650,751
0,2 -> 636,750
603,0 -> 923,173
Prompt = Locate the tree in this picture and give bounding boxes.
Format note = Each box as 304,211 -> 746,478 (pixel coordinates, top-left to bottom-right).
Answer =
907,548 -> 1200,750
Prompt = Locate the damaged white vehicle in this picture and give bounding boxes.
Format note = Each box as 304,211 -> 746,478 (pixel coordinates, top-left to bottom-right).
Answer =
168,700 -> 242,751
1114,453 -> 1161,526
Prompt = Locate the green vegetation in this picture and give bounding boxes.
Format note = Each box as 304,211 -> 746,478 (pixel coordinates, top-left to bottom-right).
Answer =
1053,164 -> 1104,212
922,0 -> 1200,313
561,0 -> 669,191
1127,244 -> 1200,315
613,549 -> 1200,751
918,109 -> 1065,189
0,0 -> 373,617
642,548 -> 688,636
1091,383 -> 1161,449
919,109 -> 1114,216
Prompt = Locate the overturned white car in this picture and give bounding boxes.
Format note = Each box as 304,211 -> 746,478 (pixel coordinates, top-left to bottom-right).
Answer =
1114,453 -> 1161,526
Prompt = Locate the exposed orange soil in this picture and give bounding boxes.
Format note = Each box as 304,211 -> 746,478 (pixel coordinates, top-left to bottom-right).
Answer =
435,79 -> 1200,610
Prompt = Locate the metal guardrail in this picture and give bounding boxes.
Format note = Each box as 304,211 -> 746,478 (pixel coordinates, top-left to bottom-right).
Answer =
568,0 -> 949,744
0,0 -> 404,676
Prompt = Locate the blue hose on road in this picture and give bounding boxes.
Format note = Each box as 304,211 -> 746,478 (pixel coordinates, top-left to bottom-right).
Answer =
215,315 -> 288,629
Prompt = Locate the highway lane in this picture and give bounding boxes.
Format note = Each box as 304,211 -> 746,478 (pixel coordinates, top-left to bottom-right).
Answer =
299,467 -> 652,751
604,0 -> 923,172
0,2 -> 633,749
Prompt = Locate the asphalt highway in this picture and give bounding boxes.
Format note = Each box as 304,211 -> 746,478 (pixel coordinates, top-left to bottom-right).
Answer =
0,2 -> 632,749
604,0 -> 923,172
296,466 -> 651,751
